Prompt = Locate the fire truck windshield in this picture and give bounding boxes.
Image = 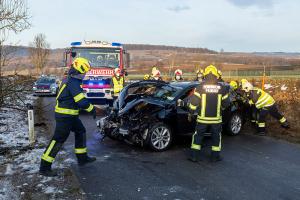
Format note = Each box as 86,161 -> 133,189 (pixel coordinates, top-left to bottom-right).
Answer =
72,47 -> 120,68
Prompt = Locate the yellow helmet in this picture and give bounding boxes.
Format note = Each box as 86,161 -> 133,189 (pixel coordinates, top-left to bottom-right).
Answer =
144,74 -> 150,80
241,80 -> 253,92
72,57 -> 91,74
203,65 -> 219,78
230,80 -> 238,90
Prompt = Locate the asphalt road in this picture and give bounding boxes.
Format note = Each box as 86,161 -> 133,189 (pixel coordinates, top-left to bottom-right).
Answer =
40,97 -> 300,200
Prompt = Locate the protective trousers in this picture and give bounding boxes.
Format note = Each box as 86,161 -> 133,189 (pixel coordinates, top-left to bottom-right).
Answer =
257,103 -> 286,133
191,123 -> 222,152
40,117 -> 87,169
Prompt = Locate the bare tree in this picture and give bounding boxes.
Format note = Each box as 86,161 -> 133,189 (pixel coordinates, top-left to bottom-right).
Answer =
29,33 -> 50,75
0,0 -> 31,108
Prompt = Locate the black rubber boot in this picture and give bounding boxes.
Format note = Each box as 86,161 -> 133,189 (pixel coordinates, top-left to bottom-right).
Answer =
77,154 -> 96,166
39,160 -> 58,177
281,121 -> 290,129
187,149 -> 199,162
210,151 -> 223,162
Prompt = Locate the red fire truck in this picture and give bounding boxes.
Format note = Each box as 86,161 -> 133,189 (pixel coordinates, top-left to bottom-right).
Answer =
63,41 -> 129,103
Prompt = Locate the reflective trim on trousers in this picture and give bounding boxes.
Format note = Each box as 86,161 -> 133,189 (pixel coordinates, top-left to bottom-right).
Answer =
212,133 -> 222,152
41,140 -> 56,163
75,147 -> 87,154
258,123 -> 265,127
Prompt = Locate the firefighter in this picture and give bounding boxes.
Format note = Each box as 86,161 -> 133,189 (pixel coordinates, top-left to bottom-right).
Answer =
111,68 -> 124,100
151,69 -> 162,81
241,80 -> 290,135
188,65 -> 230,162
39,57 -> 100,177
174,69 -> 183,81
195,69 -> 204,82
144,74 -> 150,80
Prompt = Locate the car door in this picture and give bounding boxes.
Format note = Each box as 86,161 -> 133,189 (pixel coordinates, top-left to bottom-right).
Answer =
176,88 -> 197,135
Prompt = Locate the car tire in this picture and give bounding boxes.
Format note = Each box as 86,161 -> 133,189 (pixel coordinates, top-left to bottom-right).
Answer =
147,122 -> 173,152
226,112 -> 243,136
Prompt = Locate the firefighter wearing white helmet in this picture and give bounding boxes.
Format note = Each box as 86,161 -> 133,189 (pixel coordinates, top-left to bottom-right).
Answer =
241,79 -> 289,135
188,65 -> 230,162
174,69 -> 183,81
151,69 -> 162,81
111,67 -> 124,99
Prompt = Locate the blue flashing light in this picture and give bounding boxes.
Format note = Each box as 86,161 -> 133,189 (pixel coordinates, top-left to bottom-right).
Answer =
98,82 -> 103,86
88,82 -> 94,86
112,42 -> 122,47
71,42 -> 82,46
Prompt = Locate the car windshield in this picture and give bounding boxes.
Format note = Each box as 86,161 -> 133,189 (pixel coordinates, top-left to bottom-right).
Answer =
72,47 -> 121,68
36,77 -> 55,84
128,83 -> 181,102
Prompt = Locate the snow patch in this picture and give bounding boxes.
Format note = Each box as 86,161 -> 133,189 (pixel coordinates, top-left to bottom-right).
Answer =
44,186 -> 56,194
4,164 -> 14,175
0,180 -> 19,200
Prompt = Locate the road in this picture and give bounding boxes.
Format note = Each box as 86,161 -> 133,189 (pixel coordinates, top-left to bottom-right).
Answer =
40,97 -> 300,200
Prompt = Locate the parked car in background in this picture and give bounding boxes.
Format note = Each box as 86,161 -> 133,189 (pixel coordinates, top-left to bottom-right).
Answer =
98,80 -> 247,151
33,75 -> 59,96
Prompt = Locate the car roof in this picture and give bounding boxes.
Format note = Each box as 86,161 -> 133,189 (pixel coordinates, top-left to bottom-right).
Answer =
169,81 -> 199,88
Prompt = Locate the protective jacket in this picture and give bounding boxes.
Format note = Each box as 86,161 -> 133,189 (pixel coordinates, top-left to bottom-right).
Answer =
111,76 -> 124,94
55,69 -> 94,118
189,80 -> 230,124
248,88 -> 275,109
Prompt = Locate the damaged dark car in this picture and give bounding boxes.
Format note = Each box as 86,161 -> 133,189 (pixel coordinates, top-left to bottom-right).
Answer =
98,80 -> 246,151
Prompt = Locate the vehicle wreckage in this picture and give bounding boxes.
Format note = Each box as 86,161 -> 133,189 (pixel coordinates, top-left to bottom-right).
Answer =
97,80 -> 247,151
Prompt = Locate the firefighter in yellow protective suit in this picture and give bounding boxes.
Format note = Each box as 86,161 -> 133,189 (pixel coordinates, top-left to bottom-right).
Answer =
188,65 -> 230,162
111,68 -> 124,100
241,80 -> 290,135
40,57 -> 100,177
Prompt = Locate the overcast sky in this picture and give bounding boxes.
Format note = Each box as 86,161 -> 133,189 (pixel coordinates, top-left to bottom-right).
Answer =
8,0 -> 300,52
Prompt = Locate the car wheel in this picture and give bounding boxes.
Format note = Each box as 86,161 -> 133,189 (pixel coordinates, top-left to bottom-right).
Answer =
147,122 -> 173,152
226,112 -> 243,136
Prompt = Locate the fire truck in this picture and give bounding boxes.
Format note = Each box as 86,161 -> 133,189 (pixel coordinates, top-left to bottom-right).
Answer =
63,41 -> 130,103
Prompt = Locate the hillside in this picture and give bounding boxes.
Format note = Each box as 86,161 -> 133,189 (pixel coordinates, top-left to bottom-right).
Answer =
2,44 -> 300,76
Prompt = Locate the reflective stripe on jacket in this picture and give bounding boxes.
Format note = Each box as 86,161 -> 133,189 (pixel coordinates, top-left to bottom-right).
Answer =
55,76 -> 94,117
188,81 -> 230,124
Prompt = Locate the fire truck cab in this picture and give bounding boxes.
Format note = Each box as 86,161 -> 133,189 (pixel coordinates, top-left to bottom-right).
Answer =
63,41 -> 129,103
